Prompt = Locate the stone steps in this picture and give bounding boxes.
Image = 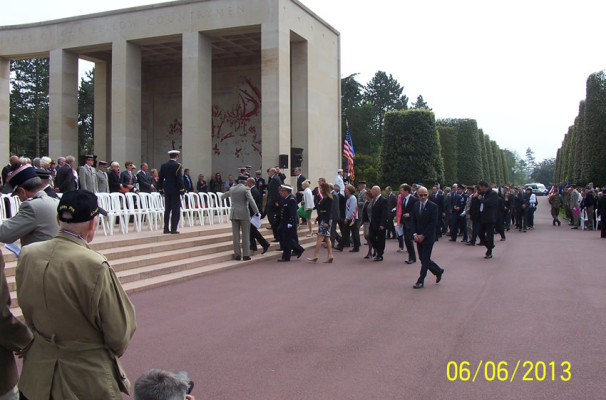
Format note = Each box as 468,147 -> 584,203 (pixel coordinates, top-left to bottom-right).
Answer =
6,221 -> 319,318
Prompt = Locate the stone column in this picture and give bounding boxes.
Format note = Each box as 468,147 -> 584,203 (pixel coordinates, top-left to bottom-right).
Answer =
261,23 -> 291,176
49,49 -> 79,158
0,57 -> 9,160
290,39 -> 308,183
111,40 -> 141,164
94,60 -> 111,162
182,32 -> 212,176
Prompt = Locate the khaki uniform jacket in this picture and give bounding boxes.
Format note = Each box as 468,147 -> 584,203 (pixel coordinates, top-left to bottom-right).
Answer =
96,170 -> 109,193
78,165 -> 98,193
0,191 -> 59,247
15,232 -> 136,400
222,184 -> 258,221
0,252 -> 33,395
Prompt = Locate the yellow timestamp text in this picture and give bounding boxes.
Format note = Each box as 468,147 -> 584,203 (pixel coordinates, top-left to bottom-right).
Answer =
446,361 -> 571,382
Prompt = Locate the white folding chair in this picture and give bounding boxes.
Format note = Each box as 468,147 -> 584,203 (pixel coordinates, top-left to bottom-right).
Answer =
150,192 -> 165,227
95,193 -> 108,236
138,192 -> 157,231
109,192 -> 128,234
197,192 -> 215,225
0,195 -> 9,225
207,192 -> 225,224
179,194 -> 194,227
187,192 -> 205,226
125,192 -> 144,232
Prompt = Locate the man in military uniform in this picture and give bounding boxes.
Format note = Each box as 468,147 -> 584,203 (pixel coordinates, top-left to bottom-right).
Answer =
96,160 -> 110,193
158,150 -> 185,234
0,164 -> 59,247
15,190 -> 136,400
549,188 -> 563,226
34,168 -> 59,199
78,155 -> 97,192
277,185 -> 304,262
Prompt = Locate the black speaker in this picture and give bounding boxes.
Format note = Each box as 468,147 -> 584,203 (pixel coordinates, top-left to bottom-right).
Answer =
279,154 -> 288,170
291,147 -> 304,174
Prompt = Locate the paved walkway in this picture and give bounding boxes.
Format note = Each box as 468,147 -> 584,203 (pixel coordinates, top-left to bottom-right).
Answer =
121,198 -> 605,399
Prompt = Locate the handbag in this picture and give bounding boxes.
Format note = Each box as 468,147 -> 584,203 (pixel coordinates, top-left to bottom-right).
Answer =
120,171 -> 132,193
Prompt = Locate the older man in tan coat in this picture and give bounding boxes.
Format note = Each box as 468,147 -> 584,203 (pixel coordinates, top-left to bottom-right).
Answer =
16,190 -> 136,399
1,252 -> 33,400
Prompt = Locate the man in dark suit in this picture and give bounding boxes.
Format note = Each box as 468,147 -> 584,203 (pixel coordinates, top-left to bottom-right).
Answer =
384,186 -> 398,239
412,186 -> 444,289
157,150 -> 185,234
294,167 -> 307,225
478,181 -> 498,259
183,168 -> 194,193
265,168 -> 282,241
137,162 -> 155,193
400,184 -> 418,264
55,155 -> 77,193
597,188 -> 606,238
369,185 -> 388,261
246,178 -> 270,253
429,185 -> 444,239
277,185 -> 304,262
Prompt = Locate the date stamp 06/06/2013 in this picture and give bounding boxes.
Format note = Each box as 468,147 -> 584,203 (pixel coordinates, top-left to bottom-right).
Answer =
446,361 -> 571,382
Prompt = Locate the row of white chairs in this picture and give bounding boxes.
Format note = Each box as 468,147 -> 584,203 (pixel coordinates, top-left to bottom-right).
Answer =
95,191 -> 232,235
0,194 -> 22,225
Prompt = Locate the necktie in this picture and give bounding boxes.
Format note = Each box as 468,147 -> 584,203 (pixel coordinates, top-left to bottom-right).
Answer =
420,202 -> 424,214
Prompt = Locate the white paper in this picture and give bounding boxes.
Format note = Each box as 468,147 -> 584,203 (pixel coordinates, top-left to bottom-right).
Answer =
250,214 -> 262,229
5,242 -> 21,258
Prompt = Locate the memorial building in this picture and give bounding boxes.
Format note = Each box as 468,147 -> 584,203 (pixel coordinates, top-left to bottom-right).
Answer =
0,0 -> 340,182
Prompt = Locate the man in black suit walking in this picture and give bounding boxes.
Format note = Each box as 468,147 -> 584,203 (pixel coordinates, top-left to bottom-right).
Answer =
369,185 -> 388,261
158,150 -> 185,234
400,184 -> 418,264
597,188 -> 606,238
478,181 -> 498,259
412,186 -> 444,289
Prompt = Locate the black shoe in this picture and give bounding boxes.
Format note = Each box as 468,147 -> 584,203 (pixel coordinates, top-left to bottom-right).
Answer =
335,246 -> 343,252
295,249 -> 304,259
373,256 -> 383,262
163,229 -> 170,234
349,248 -> 359,252
404,259 -> 416,264
170,231 -> 180,234
243,256 -> 251,261
557,220 -> 561,226
465,242 -> 475,246
448,239 -> 456,242
277,258 -> 290,262
413,282 -> 424,289
436,269 -> 444,283
571,227 -> 578,230
261,245 -> 270,255
233,255 -> 241,261
553,220 -> 556,226
484,253 -> 493,259
275,248 -> 283,251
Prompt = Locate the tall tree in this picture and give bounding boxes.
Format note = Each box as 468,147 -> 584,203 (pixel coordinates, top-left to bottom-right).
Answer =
438,119 -> 482,185
437,126 -> 457,185
341,73 -> 364,117
364,71 -> 408,134
524,147 -> 536,180
78,68 -> 95,157
380,110 -> 443,188
583,70 -> 606,184
531,158 -> 556,184
411,95 -> 431,110
10,58 -> 50,157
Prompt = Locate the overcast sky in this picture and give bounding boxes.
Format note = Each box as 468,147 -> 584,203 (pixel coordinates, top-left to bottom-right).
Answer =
3,0 -> 605,162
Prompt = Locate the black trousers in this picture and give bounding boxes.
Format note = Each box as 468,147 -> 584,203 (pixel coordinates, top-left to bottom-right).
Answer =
266,205 -> 279,240
478,222 -> 495,253
164,193 -> 181,232
280,226 -> 303,260
340,219 -> 361,249
250,225 -> 269,250
403,221 -> 416,261
369,226 -> 386,257
416,240 -> 442,284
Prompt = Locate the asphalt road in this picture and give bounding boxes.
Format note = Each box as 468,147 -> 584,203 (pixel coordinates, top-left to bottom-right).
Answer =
121,198 -> 606,399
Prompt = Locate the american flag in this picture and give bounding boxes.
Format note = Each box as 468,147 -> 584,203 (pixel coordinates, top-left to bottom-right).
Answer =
343,121 -> 355,181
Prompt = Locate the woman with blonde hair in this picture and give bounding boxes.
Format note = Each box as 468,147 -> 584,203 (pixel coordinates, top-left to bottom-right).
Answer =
307,182 -> 334,263
297,179 -> 314,236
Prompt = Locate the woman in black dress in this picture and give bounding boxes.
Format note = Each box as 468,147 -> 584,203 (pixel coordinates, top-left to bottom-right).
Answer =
307,182 -> 334,263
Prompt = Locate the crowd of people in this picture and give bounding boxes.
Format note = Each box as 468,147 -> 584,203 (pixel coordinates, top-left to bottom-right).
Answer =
2,149 -> 605,399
